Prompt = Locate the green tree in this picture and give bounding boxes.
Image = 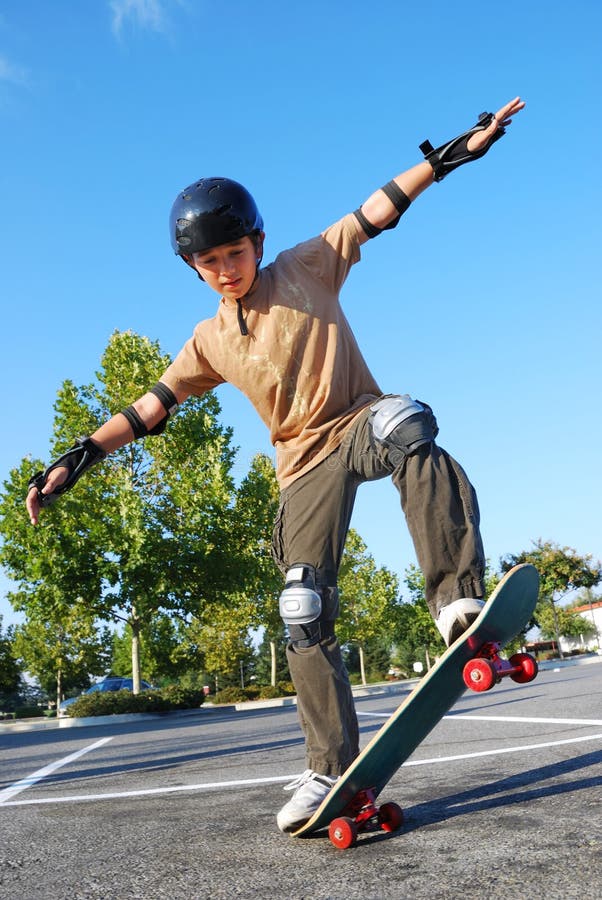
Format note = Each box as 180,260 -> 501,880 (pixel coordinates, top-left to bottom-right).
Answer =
177,605 -> 255,691
570,588 -> 602,647
167,453 -> 284,690
254,622 -> 289,686
230,453 -> 284,686
111,612 -> 184,683
0,453 -> 113,705
393,565 -> 444,674
0,616 -> 21,703
536,603 -> 596,645
12,609 -> 112,707
502,541 -> 602,658
337,530 -> 400,685
0,331 -> 240,692
392,562 -> 503,672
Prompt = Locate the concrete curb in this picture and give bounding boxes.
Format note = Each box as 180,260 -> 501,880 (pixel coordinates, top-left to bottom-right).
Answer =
0,706 -> 216,734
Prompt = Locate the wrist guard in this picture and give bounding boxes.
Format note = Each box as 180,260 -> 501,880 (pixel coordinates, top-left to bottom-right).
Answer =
28,437 -> 107,508
420,111 -> 505,182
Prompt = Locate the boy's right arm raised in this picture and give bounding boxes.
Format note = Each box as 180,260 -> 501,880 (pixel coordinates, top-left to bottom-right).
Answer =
26,380 -> 189,525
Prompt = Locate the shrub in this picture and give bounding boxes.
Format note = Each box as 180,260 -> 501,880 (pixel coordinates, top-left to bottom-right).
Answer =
243,684 -> 261,700
213,686 -> 249,704
156,684 -> 205,709
66,685 -> 205,718
277,680 -> 296,696
258,685 -> 281,700
14,706 -> 45,719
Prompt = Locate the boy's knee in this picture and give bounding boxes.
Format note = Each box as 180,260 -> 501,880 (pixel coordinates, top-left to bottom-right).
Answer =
369,395 -> 438,467
279,564 -> 339,648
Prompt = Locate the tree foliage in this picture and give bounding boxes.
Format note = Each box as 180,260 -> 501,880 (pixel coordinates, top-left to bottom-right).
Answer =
337,530 -> 400,684
0,616 -> 21,701
228,453 -> 284,685
392,565 -> 444,673
0,331 -> 246,691
13,613 -> 112,705
4,333 -> 600,695
535,604 -> 596,643
502,540 -> 602,656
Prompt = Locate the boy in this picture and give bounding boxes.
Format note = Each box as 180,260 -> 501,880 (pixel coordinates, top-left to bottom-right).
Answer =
27,96 -> 525,832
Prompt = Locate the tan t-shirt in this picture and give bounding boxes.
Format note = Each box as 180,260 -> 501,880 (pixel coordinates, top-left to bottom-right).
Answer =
162,214 -> 382,488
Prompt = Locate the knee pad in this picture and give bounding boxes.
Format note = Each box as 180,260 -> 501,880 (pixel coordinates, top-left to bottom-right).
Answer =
370,395 -> 438,464
279,564 -> 337,648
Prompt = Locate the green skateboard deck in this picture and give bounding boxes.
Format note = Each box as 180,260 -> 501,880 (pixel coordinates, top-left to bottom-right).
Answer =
292,563 -> 539,846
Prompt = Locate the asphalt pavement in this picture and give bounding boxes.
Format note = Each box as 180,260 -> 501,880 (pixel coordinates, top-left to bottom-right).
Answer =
0,661 -> 601,899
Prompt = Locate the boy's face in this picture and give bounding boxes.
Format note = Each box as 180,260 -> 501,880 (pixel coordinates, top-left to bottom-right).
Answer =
190,235 -> 262,301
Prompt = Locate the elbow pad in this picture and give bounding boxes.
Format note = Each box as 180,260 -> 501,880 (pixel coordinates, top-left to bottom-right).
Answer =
148,382 -> 178,435
354,180 -> 411,238
121,383 -> 179,439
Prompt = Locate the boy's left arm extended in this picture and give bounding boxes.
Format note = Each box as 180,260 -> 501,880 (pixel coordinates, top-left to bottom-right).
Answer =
354,96 -> 525,244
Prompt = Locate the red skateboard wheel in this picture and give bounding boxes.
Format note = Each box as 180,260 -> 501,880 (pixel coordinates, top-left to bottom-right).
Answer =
378,802 -> 404,833
463,657 -> 496,692
328,816 -> 358,849
509,652 -> 538,684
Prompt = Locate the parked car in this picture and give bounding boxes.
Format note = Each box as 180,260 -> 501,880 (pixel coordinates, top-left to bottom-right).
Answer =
58,677 -> 153,716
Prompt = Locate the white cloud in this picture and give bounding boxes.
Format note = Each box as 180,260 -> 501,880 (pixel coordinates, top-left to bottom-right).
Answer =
110,0 -> 168,36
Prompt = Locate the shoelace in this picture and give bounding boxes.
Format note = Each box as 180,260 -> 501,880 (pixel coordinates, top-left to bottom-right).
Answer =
283,770 -> 315,793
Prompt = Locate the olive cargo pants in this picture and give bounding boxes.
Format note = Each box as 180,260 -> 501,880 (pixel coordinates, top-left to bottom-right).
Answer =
271,404 -> 486,776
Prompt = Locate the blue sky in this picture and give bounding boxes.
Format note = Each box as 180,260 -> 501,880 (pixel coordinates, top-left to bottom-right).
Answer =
1,1 -> 601,627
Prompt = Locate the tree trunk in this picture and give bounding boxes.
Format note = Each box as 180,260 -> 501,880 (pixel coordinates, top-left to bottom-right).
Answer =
130,614 -> 142,693
551,600 -> 564,659
56,666 -> 62,713
359,645 -> 367,686
270,640 -> 277,687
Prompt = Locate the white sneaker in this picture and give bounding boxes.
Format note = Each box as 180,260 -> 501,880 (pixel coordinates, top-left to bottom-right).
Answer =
436,597 -> 485,646
276,769 -> 338,833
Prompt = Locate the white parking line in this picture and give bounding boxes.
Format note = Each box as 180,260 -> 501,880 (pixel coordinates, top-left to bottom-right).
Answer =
448,714 -> 602,726
357,712 -> 602,726
0,774 -> 293,807
0,729 -> 600,808
403,732 -> 602,766
0,737 -> 113,804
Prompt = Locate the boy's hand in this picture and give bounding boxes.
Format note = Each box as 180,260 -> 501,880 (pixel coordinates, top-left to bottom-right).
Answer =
467,96 -> 525,153
26,466 -> 69,525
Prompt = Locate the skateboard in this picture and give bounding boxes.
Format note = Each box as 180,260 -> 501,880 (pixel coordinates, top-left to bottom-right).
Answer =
291,563 -> 540,848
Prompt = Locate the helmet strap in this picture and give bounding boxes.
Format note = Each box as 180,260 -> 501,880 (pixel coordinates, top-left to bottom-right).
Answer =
236,299 -> 249,336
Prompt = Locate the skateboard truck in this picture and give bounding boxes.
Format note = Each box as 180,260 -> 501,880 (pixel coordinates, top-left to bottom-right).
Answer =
463,644 -> 538,693
328,789 -> 404,850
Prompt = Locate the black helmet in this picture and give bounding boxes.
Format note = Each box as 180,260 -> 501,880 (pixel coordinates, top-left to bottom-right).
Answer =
169,177 -> 264,257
